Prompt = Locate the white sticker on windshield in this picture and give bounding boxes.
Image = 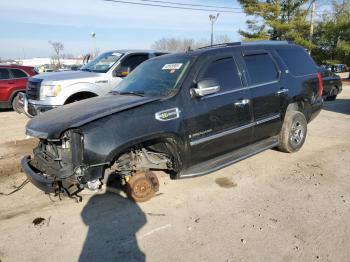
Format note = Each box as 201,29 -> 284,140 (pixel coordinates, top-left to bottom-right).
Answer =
112,52 -> 122,56
162,63 -> 183,70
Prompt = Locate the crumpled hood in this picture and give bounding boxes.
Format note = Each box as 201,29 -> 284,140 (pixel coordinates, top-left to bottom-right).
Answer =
26,94 -> 160,139
32,70 -> 103,83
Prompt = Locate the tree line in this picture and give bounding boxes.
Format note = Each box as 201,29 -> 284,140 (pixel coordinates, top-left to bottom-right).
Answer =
152,0 -> 350,66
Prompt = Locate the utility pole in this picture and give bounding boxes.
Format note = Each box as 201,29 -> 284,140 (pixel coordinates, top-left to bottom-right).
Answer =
309,0 -> 316,54
209,13 -> 220,46
91,32 -> 96,58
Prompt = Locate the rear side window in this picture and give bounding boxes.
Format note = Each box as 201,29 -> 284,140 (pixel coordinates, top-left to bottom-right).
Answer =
200,57 -> 242,92
121,54 -> 149,71
243,53 -> 279,85
0,68 -> 10,80
276,46 -> 317,76
10,69 -> 28,78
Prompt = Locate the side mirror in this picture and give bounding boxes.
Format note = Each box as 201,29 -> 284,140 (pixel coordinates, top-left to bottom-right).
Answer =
113,66 -> 131,77
190,79 -> 220,98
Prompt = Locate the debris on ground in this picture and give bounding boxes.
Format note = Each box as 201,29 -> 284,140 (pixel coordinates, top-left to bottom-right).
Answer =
32,217 -> 46,226
147,213 -> 166,216
215,177 -> 237,188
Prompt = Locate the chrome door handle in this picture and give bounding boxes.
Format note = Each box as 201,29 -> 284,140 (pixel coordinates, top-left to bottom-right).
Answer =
234,99 -> 250,107
276,88 -> 288,95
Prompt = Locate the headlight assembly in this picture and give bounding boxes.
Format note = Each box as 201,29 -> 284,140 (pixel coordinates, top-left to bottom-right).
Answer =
40,84 -> 62,99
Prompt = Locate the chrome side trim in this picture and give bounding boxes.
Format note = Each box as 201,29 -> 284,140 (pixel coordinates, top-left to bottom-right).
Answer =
190,114 -> 280,146
255,114 -> 280,125
201,80 -> 280,100
190,122 -> 255,146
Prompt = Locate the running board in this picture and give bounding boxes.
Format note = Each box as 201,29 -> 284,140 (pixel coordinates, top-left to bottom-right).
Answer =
179,137 -> 279,178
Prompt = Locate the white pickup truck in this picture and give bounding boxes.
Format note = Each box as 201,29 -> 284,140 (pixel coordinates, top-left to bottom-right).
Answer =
15,50 -> 167,117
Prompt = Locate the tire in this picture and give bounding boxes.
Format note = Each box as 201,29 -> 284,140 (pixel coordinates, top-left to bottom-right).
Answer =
278,111 -> 307,153
11,95 -> 18,111
327,87 -> 338,101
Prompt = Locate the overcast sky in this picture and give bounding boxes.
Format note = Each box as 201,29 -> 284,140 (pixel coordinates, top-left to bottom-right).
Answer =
0,0 -> 247,59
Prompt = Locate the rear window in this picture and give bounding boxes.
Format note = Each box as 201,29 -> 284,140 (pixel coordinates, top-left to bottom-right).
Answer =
276,46 -> 317,76
243,53 -> 279,85
10,68 -> 28,78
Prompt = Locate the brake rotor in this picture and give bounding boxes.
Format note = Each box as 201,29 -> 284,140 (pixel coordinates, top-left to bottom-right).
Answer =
126,171 -> 159,202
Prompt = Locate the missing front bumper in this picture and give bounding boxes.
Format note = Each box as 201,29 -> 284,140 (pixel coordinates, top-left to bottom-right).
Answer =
21,155 -> 57,193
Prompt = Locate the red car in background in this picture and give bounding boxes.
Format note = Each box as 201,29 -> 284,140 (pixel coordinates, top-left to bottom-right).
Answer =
0,65 -> 37,109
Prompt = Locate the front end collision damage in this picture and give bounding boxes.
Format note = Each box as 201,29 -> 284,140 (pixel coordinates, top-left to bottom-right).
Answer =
21,129 -> 105,198
22,127 -> 180,201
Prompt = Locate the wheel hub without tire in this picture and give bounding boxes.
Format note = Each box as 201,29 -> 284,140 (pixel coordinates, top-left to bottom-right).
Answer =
126,171 -> 159,202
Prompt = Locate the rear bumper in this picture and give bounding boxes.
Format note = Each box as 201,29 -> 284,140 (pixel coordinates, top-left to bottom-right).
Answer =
21,155 -> 57,193
14,92 -> 56,117
309,96 -> 323,122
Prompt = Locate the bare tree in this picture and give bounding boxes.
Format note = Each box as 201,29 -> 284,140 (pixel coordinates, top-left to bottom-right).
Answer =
151,37 -> 195,52
151,35 -> 233,52
49,41 -> 64,68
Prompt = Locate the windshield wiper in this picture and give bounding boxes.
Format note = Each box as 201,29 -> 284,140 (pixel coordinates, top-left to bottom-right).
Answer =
116,91 -> 146,97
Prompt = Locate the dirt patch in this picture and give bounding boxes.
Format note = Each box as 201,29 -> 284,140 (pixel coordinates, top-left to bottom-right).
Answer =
0,138 -> 37,157
215,177 -> 237,188
0,139 -> 36,184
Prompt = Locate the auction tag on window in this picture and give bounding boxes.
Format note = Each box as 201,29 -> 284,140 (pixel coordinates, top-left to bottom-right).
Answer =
162,63 -> 183,70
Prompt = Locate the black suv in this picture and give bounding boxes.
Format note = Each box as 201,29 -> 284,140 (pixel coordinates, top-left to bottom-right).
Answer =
22,41 -> 323,202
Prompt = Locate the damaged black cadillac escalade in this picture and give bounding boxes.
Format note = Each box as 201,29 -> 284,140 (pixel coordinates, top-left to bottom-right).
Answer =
22,41 -> 323,202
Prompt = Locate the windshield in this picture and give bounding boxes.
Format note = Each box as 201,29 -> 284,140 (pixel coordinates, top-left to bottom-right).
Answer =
81,51 -> 123,73
112,56 -> 191,97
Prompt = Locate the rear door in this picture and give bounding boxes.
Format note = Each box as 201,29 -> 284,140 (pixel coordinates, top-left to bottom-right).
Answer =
9,68 -> 28,93
184,54 -> 253,164
239,50 -> 285,141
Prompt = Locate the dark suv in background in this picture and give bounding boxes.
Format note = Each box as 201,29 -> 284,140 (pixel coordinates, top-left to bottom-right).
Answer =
22,41 -> 323,202
0,64 -> 37,109
319,67 -> 342,101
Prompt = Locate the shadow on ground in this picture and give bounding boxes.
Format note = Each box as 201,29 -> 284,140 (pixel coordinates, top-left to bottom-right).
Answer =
323,99 -> 350,115
80,192 -> 146,262
0,108 -> 13,113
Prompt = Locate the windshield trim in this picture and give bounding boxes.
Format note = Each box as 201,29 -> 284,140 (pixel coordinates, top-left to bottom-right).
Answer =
81,52 -> 124,73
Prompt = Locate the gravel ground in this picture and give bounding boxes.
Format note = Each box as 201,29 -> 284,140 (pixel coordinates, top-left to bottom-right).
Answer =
0,85 -> 349,262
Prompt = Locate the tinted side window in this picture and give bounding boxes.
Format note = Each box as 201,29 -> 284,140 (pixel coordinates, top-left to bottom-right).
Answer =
243,53 -> 278,85
0,68 -> 10,80
10,69 -> 28,78
276,46 -> 317,76
200,57 -> 242,92
121,54 -> 149,71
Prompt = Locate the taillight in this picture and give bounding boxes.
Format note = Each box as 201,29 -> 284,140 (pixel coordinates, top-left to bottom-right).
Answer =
317,72 -> 323,96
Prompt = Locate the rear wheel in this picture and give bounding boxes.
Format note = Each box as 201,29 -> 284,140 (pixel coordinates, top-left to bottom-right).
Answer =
327,87 -> 338,101
278,111 -> 307,153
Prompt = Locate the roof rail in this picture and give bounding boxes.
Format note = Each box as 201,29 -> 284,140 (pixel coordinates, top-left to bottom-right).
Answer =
196,42 -> 237,50
196,40 -> 291,50
241,40 -> 290,46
